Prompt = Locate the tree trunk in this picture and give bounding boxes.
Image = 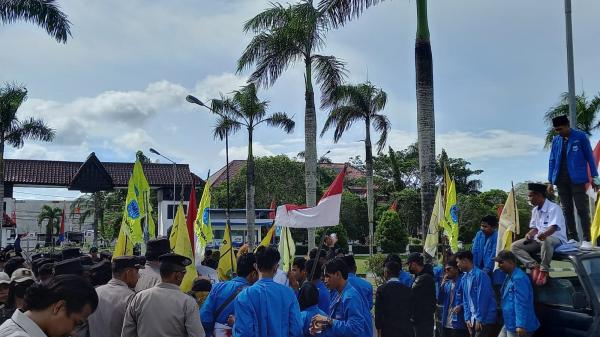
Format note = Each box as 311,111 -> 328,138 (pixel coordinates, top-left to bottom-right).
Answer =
416,0 -> 436,241
365,119 -> 374,255
45,220 -> 53,245
304,57 -> 318,250
93,194 -> 99,247
0,140 -> 4,248
246,128 -> 256,250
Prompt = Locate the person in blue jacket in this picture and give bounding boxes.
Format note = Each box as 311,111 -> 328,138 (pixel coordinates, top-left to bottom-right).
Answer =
233,246 -> 303,337
472,215 -> 505,286
438,257 -> 468,337
495,250 -> 539,337
298,282 -> 327,337
384,254 -> 413,287
200,252 -> 258,337
342,255 -> 373,310
305,259 -> 330,313
455,250 -> 496,337
548,115 -> 600,249
310,258 -> 372,337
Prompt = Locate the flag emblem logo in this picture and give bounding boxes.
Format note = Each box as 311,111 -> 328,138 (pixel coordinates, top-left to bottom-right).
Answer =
127,200 -> 140,219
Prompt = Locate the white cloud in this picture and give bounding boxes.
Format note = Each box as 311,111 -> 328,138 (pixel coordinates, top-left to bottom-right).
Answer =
438,130 -> 544,160
113,129 -> 154,151
221,142 -> 276,160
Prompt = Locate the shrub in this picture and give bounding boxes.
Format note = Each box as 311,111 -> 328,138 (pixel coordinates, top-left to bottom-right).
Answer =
366,253 -> 387,287
375,210 -> 408,254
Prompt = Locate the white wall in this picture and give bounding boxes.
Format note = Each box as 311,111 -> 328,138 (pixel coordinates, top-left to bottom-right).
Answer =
4,198 -> 93,235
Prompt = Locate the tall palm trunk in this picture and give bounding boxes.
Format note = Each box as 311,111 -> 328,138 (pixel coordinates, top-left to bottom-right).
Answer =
364,119 -> 374,255
415,0 -> 436,241
93,194 -> 99,247
304,57 -> 318,249
246,128 -> 256,249
0,140 -> 4,248
45,219 -> 53,245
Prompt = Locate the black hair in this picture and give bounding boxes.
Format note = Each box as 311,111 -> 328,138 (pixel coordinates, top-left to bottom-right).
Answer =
481,215 -> 499,228
384,261 -> 401,278
4,257 -> 25,277
24,275 -> 98,314
297,282 -> 319,311
7,279 -> 35,308
324,258 -> 349,280
305,259 -> 322,281
236,253 -> 257,278
255,246 -> 280,272
293,257 -> 306,271
342,255 -> 357,272
455,250 -> 473,262
308,248 -> 326,260
385,254 -> 402,266
159,261 -> 183,278
38,264 -> 54,277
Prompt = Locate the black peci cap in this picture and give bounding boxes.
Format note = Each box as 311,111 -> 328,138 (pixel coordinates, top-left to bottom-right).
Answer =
528,183 -> 547,195
54,258 -> 84,276
552,115 -> 570,127
146,238 -> 171,260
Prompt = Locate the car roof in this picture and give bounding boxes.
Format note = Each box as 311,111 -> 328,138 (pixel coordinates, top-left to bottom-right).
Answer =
553,250 -> 600,261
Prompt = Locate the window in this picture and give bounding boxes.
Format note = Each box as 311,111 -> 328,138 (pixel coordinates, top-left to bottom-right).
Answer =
581,257 -> 600,305
167,204 -> 187,219
536,259 -> 589,309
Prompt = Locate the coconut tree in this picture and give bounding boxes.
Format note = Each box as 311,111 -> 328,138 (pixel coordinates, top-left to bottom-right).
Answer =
544,92 -> 600,148
0,0 -> 71,43
208,83 -> 295,249
320,81 -> 390,255
70,190 -> 126,245
38,205 -> 62,245
0,83 -> 55,246
238,1 -> 347,248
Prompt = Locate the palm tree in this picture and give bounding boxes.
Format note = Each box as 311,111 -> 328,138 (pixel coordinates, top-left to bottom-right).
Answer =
321,81 -> 390,255
0,83 -> 55,246
70,190 -> 126,245
0,0 -> 71,43
238,1 -> 347,248
208,83 -> 295,249
320,0 -> 435,240
38,205 -> 62,245
544,92 -> 600,148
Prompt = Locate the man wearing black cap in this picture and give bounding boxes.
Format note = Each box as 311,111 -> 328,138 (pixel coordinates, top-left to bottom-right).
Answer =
53,257 -> 84,276
511,183 -> 567,286
135,238 -> 171,292
407,252 -> 436,337
122,253 -> 205,337
548,115 -> 599,249
88,256 -> 143,337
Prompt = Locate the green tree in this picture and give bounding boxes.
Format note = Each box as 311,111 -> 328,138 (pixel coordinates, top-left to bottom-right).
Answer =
339,191 -> 368,243
238,1 -> 347,248
321,81 -> 391,255
0,83 -> 55,245
70,190 -> 127,244
208,84 -> 294,249
317,224 -> 349,252
389,188 -> 422,237
543,92 -> 600,148
375,210 -> 408,254
38,205 -> 62,245
0,0 -> 71,43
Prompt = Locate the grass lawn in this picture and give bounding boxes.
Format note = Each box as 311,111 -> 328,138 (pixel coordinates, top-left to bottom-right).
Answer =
356,256 -> 370,275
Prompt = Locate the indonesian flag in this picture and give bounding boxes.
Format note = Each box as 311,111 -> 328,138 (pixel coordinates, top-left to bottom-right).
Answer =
586,140 -> 600,202
274,166 -> 346,228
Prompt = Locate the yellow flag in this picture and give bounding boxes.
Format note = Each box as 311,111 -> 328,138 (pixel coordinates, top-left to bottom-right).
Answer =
113,221 -> 133,258
278,227 -> 295,272
169,203 -> 197,292
444,167 -> 452,197
497,188 -> 519,252
256,224 -> 275,251
444,180 -> 459,253
424,187 -> 444,258
123,176 -> 143,243
195,182 -> 213,247
132,160 -> 155,238
217,224 -> 236,281
590,191 -> 600,245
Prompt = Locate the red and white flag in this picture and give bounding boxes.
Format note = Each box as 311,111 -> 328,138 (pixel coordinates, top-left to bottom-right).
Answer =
586,140 -> 600,202
274,167 -> 346,228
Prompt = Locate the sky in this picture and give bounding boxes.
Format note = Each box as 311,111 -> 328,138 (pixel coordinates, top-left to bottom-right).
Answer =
1,0 -> 600,200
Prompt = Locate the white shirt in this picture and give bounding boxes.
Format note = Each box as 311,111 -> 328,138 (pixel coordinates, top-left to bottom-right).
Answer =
273,269 -> 289,287
0,310 -> 47,337
530,199 -> 568,243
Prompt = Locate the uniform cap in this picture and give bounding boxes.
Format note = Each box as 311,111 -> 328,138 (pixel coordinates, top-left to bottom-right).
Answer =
54,258 -> 84,276
62,247 -> 82,260
158,253 -> 192,267
11,268 -> 34,283
0,272 -> 10,285
113,256 -> 144,271
146,238 -> 171,259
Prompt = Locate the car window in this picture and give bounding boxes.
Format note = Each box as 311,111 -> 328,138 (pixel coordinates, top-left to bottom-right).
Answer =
581,257 -> 600,305
535,260 -> 589,309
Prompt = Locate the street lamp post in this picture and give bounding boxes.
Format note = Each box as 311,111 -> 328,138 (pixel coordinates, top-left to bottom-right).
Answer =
149,148 -> 176,236
564,0 -> 577,124
186,95 -> 232,239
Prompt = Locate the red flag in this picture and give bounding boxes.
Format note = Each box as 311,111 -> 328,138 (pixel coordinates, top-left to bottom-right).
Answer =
268,199 -> 276,220
11,200 -> 16,222
389,200 -> 398,212
186,182 -> 198,256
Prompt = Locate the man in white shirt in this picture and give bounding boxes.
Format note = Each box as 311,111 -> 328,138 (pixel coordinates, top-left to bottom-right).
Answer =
511,183 -> 568,286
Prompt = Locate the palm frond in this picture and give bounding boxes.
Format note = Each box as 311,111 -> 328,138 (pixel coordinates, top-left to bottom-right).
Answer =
0,83 -> 27,129
371,113 -> 390,153
323,84 -> 368,112
320,105 -> 363,142
318,0 -> 384,28
264,112 -> 295,133
0,0 -> 71,43
243,3 -> 290,33
312,54 -> 347,108
5,117 -> 55,148
213,116 -> 243,141
372,88 -> 387,112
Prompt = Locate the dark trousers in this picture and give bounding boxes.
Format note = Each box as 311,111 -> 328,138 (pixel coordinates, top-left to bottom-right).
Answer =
556,179 -> 590,241
443,328 -> 469,337
469,324 -> 495,337
414,319 -> 434,337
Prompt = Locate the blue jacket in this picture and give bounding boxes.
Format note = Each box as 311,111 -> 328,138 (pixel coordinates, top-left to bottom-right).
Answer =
398,271 -> 413,288
461,267 -> 497,325
433,265 -> 444,299
347,273 -> 373,310
233,278 -> 303,337
315,280 -> 331,313
328,283 -> 373,337
548,128 -> 598,184
501,268 -> 539,333
438,274 -> 467,330
200,276 -> 249,334
472,230 -> 506,285
300,305 -> 327,337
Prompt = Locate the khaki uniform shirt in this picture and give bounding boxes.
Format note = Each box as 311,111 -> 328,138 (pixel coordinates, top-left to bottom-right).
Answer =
121,283 -> 205,337
88,279 -> 136,337
134,262 -> 161,292
0,309 -> 47,337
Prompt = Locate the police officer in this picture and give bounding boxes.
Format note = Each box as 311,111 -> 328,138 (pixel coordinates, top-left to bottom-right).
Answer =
135,238 -> 170,292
